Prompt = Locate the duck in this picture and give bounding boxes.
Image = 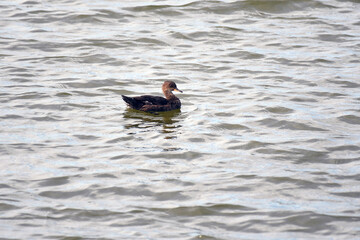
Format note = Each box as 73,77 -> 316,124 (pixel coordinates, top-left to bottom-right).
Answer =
121,81 -> 182,112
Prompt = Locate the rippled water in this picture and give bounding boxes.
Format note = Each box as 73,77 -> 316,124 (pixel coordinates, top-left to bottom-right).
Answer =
1,0 -> 360,239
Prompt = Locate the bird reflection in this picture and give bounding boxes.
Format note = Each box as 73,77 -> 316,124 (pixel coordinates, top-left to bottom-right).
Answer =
123,108 -> 182,137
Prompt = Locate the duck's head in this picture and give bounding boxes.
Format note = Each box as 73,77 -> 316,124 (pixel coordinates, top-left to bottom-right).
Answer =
162,81 -> 183,93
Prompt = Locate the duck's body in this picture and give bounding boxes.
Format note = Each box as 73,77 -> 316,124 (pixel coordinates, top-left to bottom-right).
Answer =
121,81 -> 182,112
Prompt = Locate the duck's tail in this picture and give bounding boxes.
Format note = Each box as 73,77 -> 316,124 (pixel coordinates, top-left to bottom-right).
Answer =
121,95 -> 140,110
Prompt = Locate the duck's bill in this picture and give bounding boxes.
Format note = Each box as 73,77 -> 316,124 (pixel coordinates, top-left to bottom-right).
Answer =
174,88 -> 183,93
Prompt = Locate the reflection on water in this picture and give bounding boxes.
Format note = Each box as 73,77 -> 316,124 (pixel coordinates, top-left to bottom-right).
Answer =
123,108 -> 182,136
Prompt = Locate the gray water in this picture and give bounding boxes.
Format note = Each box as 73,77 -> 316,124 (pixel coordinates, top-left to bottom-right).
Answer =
1,0 -> 360,239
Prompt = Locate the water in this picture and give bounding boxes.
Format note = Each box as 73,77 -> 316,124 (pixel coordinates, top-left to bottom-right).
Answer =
1,0 -> 360,239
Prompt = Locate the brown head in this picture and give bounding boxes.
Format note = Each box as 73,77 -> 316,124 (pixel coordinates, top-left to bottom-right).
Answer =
162,81 -> 183,93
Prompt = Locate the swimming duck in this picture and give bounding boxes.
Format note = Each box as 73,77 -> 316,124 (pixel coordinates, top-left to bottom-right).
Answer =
121,81 -> 182,112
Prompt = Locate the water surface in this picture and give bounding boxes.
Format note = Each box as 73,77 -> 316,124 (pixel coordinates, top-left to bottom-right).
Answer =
1,0 -> 360,239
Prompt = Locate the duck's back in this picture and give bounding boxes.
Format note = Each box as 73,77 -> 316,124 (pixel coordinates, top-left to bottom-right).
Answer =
134,95 -> 168,105
140,97 -> 181,112
121,95 -> 165,109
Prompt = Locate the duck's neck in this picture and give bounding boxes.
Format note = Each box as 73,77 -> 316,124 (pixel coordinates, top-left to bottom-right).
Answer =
163,89 -> 177,100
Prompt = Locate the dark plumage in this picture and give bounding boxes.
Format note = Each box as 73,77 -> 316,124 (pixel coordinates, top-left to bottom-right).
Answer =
121,81 -> 182,112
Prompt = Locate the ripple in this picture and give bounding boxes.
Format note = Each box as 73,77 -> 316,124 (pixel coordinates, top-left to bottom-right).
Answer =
0,203 -> 20,211
39,189 -> 91,199
199,0 -> 336,15
213,123 -> 249,131
338,115 -> 360,125
134,37 -> 169,46
154,191 -> 189,201
153,204 -> 255,217
36,176 -> 69,187
257,118 -> 328,131
265,106 -> 294,114
329,80 -> 360,88
228,50 -> 265,59
144,151 -> 204,160
96,187 -> 153,197
331,191 -> 360,198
